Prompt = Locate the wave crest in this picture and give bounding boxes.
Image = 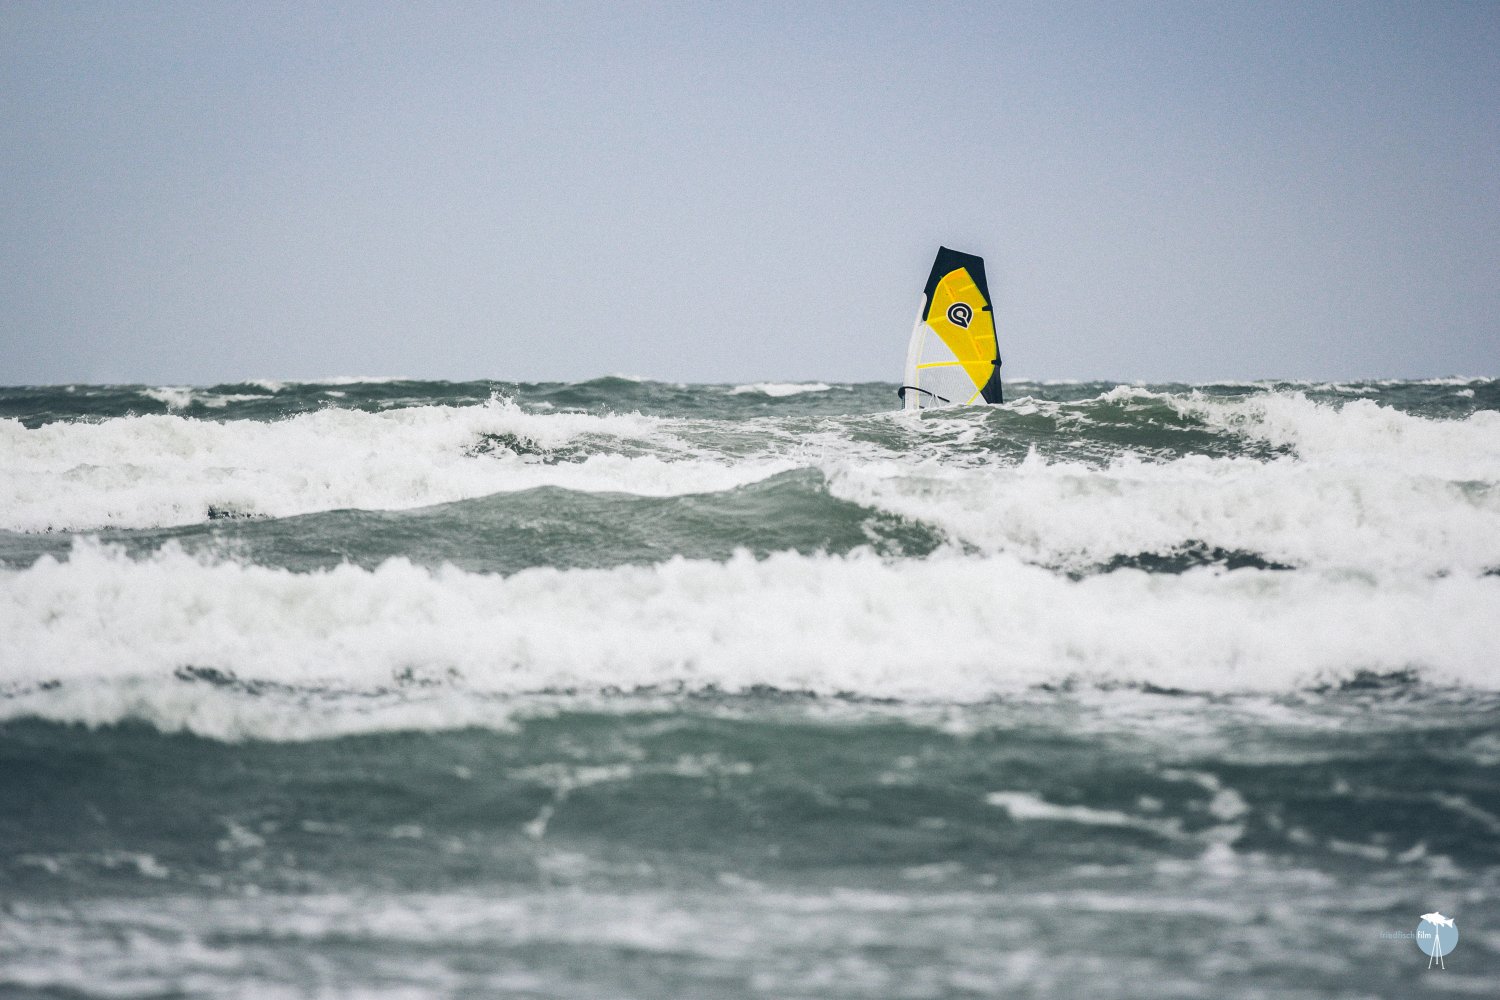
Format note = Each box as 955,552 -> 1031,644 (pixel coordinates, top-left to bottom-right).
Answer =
3,541 -> 1497,738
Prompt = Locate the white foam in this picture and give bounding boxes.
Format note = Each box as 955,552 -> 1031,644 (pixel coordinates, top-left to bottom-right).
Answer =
8,387 -> 1495,568
0,887 -> 1044,995
141,387 -> 269,410
140,386 -> 195,410
830,449 -> 1500,575
0,398 -> 793,530
1375,376 -> 1489,387
829,392 -> 1500,575
1173,391 -> 1500,481
984,792 -> 1142,828
729,382 -> 834,397
2,542 -> 1496,738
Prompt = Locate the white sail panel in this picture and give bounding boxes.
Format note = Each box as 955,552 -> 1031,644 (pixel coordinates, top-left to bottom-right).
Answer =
902,314 -> 979,410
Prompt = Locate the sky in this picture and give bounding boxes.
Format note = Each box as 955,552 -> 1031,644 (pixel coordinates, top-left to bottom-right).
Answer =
2,1 -> 1497,385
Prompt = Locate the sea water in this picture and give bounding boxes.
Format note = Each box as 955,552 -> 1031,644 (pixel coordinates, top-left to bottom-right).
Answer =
1,377 -> 1497,997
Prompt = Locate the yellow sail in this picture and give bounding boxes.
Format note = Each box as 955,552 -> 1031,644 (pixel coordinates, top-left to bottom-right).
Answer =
901,248 -> 1002,409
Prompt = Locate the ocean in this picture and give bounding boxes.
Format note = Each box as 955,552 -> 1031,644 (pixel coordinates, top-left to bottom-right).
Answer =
1,376 -> 1497,998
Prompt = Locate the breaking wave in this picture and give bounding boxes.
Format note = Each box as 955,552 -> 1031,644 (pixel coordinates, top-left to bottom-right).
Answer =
2,540 -> 1497,739
3,377 -> 1498,739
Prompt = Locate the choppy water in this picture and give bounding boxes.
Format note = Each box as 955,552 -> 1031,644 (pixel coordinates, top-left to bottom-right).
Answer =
2,376 -> 1498,997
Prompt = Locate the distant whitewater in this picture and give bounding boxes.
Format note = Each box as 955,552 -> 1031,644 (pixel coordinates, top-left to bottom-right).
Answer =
2,377 -> 1498,998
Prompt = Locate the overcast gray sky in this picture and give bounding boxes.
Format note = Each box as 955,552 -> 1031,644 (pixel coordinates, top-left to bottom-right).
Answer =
3,1 -> 1497,385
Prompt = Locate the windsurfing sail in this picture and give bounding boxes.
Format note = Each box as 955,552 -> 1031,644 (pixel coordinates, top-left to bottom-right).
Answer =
899,247 -> 1002,409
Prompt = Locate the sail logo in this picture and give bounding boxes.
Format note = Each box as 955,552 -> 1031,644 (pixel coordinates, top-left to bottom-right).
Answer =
946,302 -> 973,328
1417,911 -> 1458,968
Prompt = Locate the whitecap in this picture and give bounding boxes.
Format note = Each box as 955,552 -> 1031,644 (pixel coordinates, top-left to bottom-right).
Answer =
728,382 -> 833,397
3,543 -> 1497,739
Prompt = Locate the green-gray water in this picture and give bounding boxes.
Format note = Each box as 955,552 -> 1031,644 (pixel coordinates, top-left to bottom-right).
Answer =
3,377 -> 1498,997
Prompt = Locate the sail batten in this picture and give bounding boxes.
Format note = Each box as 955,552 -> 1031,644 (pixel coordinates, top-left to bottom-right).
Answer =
900,247 -> 1002,410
